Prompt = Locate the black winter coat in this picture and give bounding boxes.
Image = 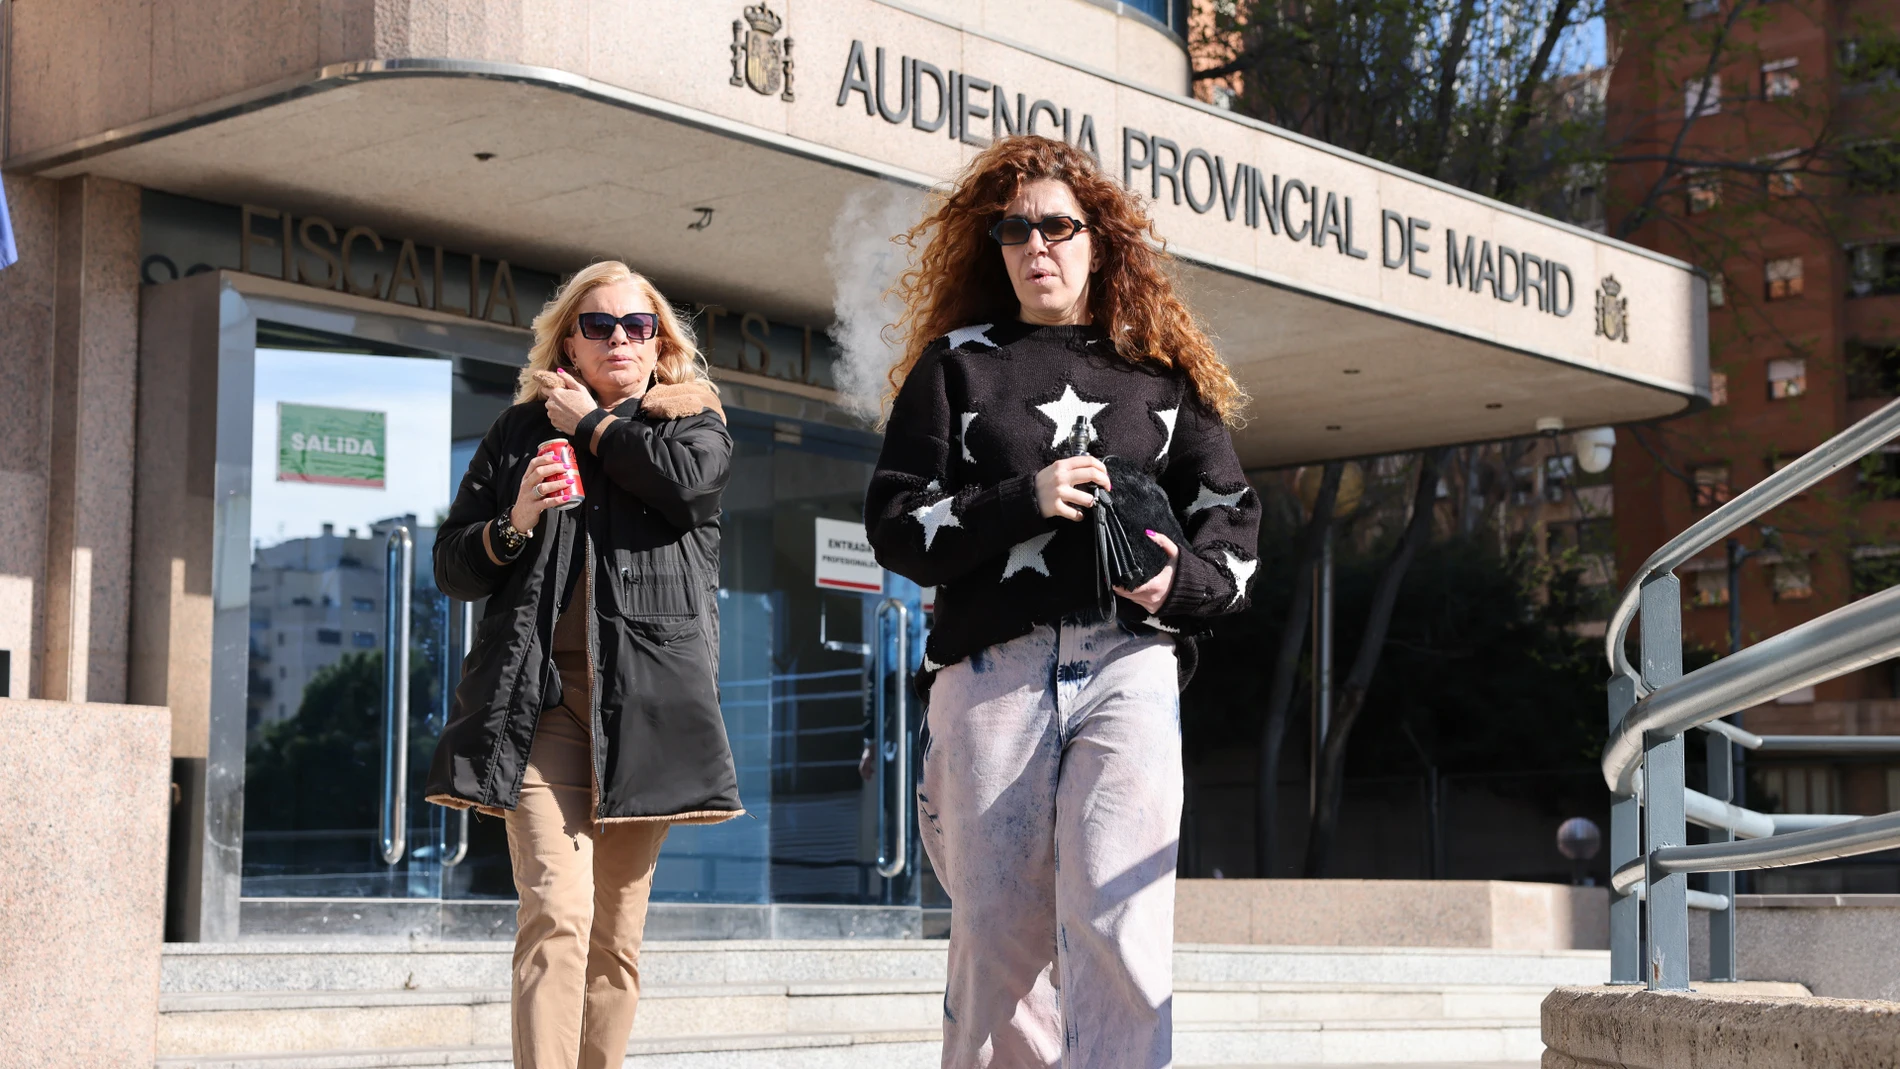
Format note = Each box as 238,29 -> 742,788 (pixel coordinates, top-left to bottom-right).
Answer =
424,381 -> 742,824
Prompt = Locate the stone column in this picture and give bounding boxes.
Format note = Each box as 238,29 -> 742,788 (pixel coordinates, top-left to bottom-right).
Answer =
0,173 -> 59,699
40,175 -> 141,703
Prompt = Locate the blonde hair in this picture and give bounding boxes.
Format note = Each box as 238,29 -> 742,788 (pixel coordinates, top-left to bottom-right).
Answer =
515,261 -> 713,403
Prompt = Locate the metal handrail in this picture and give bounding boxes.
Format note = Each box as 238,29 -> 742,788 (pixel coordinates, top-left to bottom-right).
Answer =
1615,811 -> 1900,892
380,527 -> 413,867
441,599 -> 473,869
1603,584 -> 1900,794
1605,396 -> 1900,694
874,598 -> 912,880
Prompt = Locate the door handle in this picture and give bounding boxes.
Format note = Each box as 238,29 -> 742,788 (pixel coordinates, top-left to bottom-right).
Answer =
441,598 -> 472,868
380,526 -> 413,866
874,598 -> 912,879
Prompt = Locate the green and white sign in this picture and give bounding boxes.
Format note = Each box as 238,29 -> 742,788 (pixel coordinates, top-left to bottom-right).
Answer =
278,402 -> 386,488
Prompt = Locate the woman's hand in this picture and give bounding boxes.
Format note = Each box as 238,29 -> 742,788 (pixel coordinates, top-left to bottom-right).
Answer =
508,454 -> 574,534
1034,456 -> 1111,521
541,368 -> 598,435
1113,531 -> 1179,614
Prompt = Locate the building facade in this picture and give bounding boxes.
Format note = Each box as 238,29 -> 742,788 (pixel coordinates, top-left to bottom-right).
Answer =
0,0 -> 1704,940
1606,0 -> 1900,871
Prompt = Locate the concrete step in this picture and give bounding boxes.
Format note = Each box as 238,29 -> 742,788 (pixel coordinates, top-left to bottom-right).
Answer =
156,1029 -> 943,1069
161,940 -> 1608,993
154,1018 -> 1543,1068
158,980 -> 1553,1056
155,940 -> 1600,1065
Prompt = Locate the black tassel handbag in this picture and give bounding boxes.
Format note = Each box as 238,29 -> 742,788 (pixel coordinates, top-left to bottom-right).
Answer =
1063,417 -> 1187,618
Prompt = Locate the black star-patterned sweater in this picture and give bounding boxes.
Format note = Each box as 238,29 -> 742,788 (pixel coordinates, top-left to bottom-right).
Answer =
864,321 -> 1261,689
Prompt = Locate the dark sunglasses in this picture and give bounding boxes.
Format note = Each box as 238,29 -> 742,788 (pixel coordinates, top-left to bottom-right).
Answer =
990,215 -> 1087,246
576,311 -> 659,342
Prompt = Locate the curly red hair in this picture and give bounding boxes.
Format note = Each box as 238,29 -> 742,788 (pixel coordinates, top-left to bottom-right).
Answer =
885,135 -> 1246,427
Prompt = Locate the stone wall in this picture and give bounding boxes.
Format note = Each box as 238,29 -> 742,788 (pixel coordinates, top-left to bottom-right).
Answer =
0,697 -> 170,1068
1687,895 -> 1900,1000
1177,879 -> 1609,950
1542,986 -> 1900,1069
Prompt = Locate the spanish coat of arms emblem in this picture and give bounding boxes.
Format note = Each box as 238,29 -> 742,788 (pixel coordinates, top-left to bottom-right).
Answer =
1595,275 -> 1629,343
730,3 -> 795,102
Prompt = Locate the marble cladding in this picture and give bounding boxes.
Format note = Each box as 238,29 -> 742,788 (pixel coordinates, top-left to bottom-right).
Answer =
8,0 -> 1186,158
0,174 -> 59,698
41,176 -> 142,705
0,697 -> 171,1068
1688,894 -> 1900,1000
1175,879 -> 1611,952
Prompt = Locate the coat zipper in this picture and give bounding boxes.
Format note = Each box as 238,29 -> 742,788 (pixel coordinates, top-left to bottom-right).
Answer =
584,526 -> 605,829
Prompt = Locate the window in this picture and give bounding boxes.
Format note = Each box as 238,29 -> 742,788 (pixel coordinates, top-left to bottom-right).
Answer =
1765,257 -> 1804,300
276,632 -> 285,647
1762,57 -> 1799,98
1841,36 -> 1900,89
1209,86 -> 1237,111
1859,446 -> 1900,499
1767,358 -> 1807,399
1685,170 -> 1720,213
351,597 -> 375,613
1760,765 -> 1840,814
352,630 -> 377,648
1685,75 -> 1722,117
315,629 -> 343,646
1771,556 -> 1814,600
1849,243 -> 1900,298
1844,141 -> 1900,194
1708,273 -> 1727,308
1710,371 -> 1729,405
1765,160 -> 1802,198
1685,0 -> 1719,16
1692,568 -> 1731,607
1847,341 -> 1900,398
1544,455 -> 1576,502
1691,463 -> 1732,508
1851,545 -> 1900,596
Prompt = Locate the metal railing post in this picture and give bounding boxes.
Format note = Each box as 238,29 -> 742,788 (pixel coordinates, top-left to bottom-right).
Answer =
1640,574 -> 1689,990
1706,718 -> 1737,981
874,598 -> 912,880
1608,673 -> 1642,984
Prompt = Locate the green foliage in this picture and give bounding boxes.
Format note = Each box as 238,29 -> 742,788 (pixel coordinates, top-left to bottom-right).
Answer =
1199,0 -> 1604,211
245,650 -> 385,831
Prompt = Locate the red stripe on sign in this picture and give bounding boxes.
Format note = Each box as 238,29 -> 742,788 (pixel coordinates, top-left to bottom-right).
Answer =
818,579 -> 883,592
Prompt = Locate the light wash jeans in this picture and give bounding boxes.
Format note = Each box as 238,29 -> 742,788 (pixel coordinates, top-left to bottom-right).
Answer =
919,616 -> 1183,1069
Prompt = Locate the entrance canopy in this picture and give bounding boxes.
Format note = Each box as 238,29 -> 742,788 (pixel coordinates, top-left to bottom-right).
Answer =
11,0 -> 1707,466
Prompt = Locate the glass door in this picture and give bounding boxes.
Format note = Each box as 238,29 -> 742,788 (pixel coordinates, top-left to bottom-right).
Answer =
240,330 -> 516,900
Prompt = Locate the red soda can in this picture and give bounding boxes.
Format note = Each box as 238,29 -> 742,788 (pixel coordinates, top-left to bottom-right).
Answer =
536,439 -> 584,512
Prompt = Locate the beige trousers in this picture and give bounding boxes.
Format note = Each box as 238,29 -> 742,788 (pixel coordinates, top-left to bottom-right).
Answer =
505,702 -> 669,1069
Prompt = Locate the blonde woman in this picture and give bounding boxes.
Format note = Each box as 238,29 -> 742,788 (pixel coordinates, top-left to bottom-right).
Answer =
426,261 -> 738,1069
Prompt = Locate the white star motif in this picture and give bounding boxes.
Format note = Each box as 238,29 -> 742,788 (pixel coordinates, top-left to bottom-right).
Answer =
1153,407 -> 1179,461
910,496 -> 961,550
1142,615 -> 1181,634
958,412 -> 978,463
1035,385 -> 1109,448
922,653 -> 945,673
926,479 -> 942,493
945,324 -> 996,350
1220,550 -> 1259,607
1001,531 -> 1058,580
1188,480 -> 1249,516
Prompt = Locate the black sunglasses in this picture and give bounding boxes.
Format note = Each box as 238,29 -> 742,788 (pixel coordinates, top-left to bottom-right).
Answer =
576,311 -> 659,342
990,215 -> 1087,246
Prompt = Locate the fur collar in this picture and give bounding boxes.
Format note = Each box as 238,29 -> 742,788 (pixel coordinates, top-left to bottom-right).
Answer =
639,381 -> 725,423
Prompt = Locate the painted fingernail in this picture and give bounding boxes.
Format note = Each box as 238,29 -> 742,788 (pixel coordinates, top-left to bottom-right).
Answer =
1146,529 -> 1156,537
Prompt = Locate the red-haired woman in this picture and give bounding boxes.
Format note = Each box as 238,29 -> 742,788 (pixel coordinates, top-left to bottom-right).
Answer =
865,136 -> 1260,1067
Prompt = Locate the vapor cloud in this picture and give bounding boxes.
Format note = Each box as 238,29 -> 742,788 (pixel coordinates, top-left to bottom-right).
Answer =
827,182 -> 925,423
